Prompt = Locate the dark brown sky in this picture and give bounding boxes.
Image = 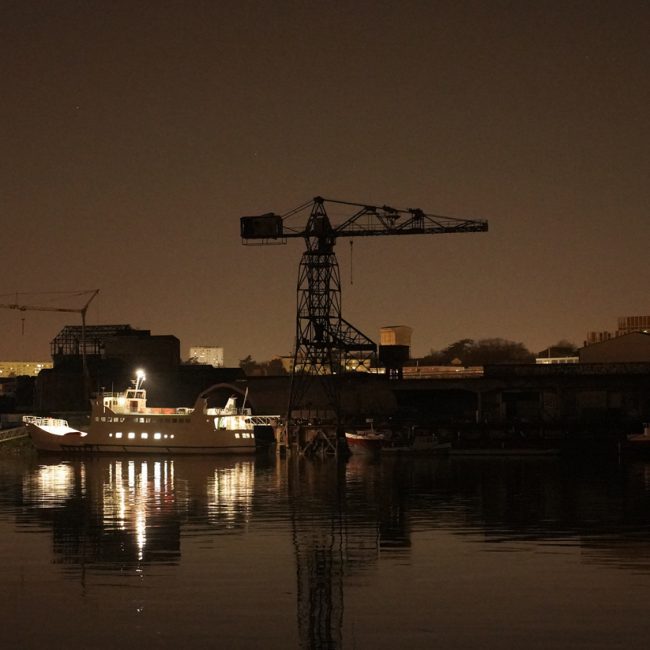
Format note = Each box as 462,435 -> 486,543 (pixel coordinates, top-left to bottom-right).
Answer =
1,0 -> 649,364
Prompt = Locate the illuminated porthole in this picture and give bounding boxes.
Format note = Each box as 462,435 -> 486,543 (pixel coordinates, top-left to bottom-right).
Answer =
141,433 -> 149,439
235,433 -> 240,439
128,432 -> 136,439
154,433 -> 162,440
170,434 -> 174,439
115,432 -> 123,439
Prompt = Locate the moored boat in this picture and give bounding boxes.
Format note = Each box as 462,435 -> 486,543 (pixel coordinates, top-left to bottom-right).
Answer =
24,370 -> 279,454
345,426 -> 389,455
625,423 -> 650,454
382,429 -> 451,455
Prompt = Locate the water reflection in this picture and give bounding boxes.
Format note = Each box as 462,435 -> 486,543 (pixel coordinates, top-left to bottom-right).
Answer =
16,456 -> 260,571
4,454 -> 650,648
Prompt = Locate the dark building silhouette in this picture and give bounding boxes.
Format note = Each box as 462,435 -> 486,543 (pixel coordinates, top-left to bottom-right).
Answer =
35,324 -> 243,412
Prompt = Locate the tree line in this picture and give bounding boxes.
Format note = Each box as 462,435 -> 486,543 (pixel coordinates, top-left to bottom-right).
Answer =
239,338 -> 578,374
421,338 -> 577,366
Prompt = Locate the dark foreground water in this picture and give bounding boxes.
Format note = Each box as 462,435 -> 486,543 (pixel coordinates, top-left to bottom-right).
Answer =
2,451 -> 650,649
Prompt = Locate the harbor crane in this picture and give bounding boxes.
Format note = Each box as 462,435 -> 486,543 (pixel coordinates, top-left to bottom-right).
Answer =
0,289 -> 100,377
241,196 -> 488,449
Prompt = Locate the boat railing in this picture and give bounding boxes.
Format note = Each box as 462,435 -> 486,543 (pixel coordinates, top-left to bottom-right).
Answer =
246,416 -> 281,425
23,415 -> 69,428
207,407 -> 254,417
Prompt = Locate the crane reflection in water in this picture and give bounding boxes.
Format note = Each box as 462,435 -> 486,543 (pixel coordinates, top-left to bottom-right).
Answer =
17,454 -> 403,647
14,453 -> 650,649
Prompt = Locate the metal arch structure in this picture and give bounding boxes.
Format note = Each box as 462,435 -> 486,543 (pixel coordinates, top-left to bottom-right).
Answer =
241,197 -> 488,443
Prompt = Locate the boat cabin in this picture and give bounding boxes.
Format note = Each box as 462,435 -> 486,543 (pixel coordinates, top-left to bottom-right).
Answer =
102,388 -> 147,414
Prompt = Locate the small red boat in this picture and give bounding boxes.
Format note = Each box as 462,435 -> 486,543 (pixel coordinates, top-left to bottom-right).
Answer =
344,426 -> 389,454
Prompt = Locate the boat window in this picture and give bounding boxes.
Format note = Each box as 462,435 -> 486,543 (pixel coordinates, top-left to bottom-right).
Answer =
128,432 -> 135,439
235,433 -> 240,438
154,433 -> 161,440
115,432 -> 123,439
170,434 -> 174,439
141,433 -> 148,439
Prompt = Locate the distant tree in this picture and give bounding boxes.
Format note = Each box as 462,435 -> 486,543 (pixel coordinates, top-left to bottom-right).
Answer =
239,355 -> 287,376
264,358 -> 287,375
466,338 -> 534,365
442,339 -> 475,363
537,340 -> 579,358
551,340 -> 578,353
421,349 -> 447,364
239,355 -> 257,375
420,337 -> 534,366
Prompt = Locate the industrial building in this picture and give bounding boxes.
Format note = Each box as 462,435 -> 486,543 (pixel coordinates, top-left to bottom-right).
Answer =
579,331 -> 650,364
188,346 -> 224,367
586,314 -> 650,346
0,361 -> 52,377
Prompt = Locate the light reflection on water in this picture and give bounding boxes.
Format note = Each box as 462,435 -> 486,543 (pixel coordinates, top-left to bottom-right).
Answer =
2,453 -> 650,648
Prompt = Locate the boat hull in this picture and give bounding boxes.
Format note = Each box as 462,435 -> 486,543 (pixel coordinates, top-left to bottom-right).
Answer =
345,431 -> 386,455
26,414 -> 258,455
382,441 -> 451,455
625,431 -> 650,455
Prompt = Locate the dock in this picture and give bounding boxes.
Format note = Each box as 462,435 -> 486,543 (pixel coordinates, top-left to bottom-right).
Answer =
0,426 -> 29,444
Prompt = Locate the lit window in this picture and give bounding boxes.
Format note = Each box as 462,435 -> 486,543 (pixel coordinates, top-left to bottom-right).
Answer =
141,433 -> 148,439
154,433 -> 161,440
170,434 -> 174,439
164,434 -> 169,439
109,433 -> 113,437
235,433 -> 240,438
115,432 -> 123,439
128,432 -> 136,439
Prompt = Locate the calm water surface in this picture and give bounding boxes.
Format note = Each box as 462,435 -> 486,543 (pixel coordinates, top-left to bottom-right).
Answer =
2,451 -> 650,649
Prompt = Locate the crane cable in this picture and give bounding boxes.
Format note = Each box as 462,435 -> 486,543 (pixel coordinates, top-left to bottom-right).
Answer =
349,240 -> 353,285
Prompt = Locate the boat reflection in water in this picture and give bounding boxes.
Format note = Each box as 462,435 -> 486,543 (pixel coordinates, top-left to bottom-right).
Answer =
20,456 -> 257,569
8,453 -> 650,649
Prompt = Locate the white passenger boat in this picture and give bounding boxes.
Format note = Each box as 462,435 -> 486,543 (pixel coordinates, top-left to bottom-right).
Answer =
24,370 -> 279,454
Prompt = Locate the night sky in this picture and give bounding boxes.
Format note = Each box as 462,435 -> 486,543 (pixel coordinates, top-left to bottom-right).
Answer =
2,0 -> 648,365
